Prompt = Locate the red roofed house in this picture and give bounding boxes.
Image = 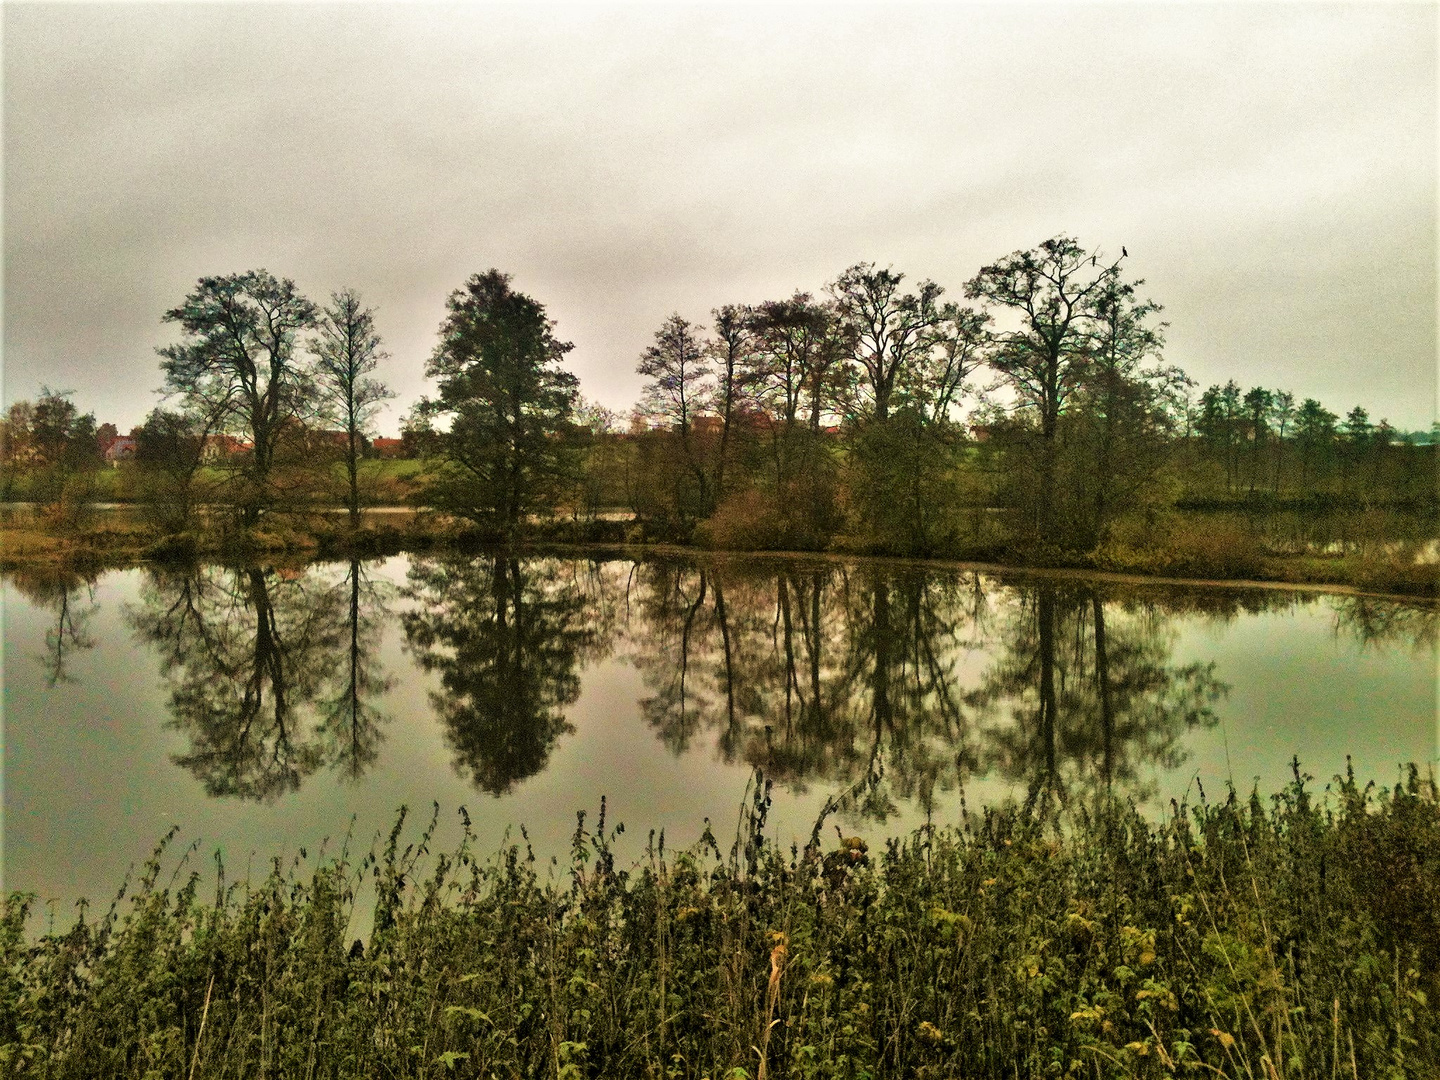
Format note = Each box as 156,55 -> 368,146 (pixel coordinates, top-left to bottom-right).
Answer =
202,434 -> 252,460
104,435 -> 137,464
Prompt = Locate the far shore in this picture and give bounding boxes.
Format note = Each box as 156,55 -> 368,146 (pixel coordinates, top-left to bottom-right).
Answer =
2,502 -> 1434,603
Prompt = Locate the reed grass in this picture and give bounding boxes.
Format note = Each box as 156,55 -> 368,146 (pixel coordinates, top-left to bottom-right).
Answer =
3,764 -> 1438,1078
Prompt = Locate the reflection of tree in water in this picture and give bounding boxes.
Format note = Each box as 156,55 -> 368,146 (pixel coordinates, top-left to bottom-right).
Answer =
1327,595 -> 1437,652
627,560 -> 992,820
128,561 -> 392,801
320,560 -> 395,780
627,559 -> 1240,819
966,584 -> 1227,807
7,568 -> 100,687
401,555 -> 615,796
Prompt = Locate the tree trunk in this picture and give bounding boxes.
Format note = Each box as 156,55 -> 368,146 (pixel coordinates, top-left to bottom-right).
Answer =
347,426 -> 360,529
1093,593 -> 1113,789
1034,587 -> 1059,800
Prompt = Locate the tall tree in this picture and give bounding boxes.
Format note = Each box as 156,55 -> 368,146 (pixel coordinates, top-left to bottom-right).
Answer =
312,289 -> 394,527
1270,390 -> 1296,494
636,313 -> 714,517
1069,276 -> 1176,543
749,293 -> 832,432
1341,405 -> 1374,494
965,237 -> 1154,540
21,388 -> 102,515
708,304 -> 758,501
1294,398 -> 1338,489
1243,386 -> 1274,494
1201,380 -> 1245,491
417,270 -> 580,533
158,270 -> 320,525
829,263 -> 946,423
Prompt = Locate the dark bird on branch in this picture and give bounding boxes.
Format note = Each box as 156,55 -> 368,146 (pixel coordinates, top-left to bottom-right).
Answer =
1091,256 -> 1096,266
1122,246 -> 1129,257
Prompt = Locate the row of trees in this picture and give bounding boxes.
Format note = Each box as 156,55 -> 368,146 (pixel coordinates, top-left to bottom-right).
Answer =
612,239 -> 1186,552
0,388 -> 104,508
4,239 -> 1429,554
150,271 -> 393,527
3,274 -> 398,530
1193,381 -> 1418,497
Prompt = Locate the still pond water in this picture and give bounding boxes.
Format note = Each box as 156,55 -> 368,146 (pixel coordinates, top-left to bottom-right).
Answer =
4,552 -> 1436,914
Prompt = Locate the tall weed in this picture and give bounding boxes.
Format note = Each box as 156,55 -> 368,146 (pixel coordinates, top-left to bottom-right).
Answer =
4,766 -> 1437,1078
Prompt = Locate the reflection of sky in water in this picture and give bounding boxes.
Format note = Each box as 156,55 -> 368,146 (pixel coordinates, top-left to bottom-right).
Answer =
3,556 -> 1435,920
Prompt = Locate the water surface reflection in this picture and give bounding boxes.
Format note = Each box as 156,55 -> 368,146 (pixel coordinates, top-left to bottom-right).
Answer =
5,553 -> 1434,909
621,561 -> 1230,816
126,560 -> 392,799
400,556 -> 616,794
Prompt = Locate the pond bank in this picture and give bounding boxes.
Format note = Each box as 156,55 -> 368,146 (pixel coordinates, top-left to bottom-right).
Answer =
1,508 -> 1434,601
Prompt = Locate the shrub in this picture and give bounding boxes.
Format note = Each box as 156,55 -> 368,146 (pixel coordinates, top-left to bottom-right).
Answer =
1101,511 -> 1268,579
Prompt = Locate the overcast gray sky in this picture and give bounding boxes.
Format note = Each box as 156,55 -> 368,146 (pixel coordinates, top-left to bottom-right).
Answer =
4,2 -> 1436,434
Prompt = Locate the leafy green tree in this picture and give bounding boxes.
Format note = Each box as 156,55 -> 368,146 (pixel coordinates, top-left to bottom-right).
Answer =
707,303 -> 761,502
134,405 -> 219,533
416,270 -> 580,533
1343,405 -> 1373,445
22,387 -> 102,518
1197,380 -> 1244,491
1271,389 -> 1296,493
1243,386 -> 1274,494
748,293 -> 832,433
1063,276 -> 1177,544
849,410 -> 964,555
1294,397 -> 1338,489
157,271 -> 320,525
312,289 -> 393,527
0,400 -> 36,499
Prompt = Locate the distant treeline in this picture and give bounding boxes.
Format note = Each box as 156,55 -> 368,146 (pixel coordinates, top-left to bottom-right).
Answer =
1,239 -> 1433,562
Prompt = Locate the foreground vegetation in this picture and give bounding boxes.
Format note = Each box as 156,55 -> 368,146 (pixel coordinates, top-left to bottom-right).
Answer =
5,766 -> 1437,1078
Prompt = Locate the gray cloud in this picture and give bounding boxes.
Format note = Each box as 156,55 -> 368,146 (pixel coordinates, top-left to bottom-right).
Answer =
4,3 -> 1435,432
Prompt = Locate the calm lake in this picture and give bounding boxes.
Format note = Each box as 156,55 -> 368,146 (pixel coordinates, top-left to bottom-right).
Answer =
4,552 -> 1436,916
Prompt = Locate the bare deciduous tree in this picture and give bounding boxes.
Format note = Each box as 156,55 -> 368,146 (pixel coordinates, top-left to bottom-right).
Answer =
829,264 -> 946,423
313,288 -> 393,526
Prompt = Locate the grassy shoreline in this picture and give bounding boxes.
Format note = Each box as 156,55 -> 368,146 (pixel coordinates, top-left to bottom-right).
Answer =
1,509 -> 1434,601
4,768 -> 1437,1078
